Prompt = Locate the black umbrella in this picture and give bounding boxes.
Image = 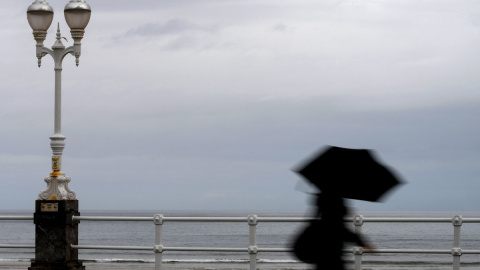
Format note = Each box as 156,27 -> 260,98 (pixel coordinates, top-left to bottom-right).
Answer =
294,146 -> 403,202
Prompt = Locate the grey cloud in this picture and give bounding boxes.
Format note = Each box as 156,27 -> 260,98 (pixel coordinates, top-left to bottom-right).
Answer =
4,0 -> 480,211
117,18 -> 221,50
126,19 -> 193,36
89,0 -> 198,12
272,24 -> 287,32
126,18 -> 219,37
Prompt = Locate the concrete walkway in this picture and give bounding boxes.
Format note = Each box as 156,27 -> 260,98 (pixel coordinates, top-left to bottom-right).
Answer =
0,261 -> 314,270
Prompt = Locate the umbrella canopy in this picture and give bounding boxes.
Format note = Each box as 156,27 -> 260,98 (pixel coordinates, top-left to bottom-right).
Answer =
295,146 -> 403,202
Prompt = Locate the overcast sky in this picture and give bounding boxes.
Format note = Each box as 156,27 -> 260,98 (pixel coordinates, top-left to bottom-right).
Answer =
1,0 -> 479,212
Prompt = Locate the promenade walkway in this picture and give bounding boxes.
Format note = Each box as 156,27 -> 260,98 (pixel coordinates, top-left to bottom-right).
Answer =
0,261 -> 313,270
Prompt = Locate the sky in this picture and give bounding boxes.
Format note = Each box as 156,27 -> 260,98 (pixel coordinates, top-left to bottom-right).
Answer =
1,0 -> 479,212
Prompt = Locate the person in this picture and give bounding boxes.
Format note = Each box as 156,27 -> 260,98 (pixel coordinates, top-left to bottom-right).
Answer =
293,192 -> 371,270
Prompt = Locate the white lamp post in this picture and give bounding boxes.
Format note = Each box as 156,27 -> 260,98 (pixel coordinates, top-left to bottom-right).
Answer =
27,0 -> 91,201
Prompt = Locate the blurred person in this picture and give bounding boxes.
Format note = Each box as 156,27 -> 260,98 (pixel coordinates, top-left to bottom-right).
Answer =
292,192 -> 371,270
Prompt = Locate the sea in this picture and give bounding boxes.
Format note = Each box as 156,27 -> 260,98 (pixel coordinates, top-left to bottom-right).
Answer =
0,210 -> 479,269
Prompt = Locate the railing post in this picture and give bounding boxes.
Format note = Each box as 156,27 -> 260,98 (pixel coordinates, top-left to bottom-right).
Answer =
248,215 -> 258,270
353,215 -> 364,270
154,214 -> 164,270
452,215 -> 462,270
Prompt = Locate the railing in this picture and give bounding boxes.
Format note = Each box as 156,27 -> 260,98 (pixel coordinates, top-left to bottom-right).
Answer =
351,215 -> 480,270
0,216 -> 34,249
1,214 -> 480,270
72,215 -> 305,270
71,214 -> 480,270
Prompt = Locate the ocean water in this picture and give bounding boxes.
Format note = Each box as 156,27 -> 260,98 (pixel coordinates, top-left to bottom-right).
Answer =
0,210 -> 479,269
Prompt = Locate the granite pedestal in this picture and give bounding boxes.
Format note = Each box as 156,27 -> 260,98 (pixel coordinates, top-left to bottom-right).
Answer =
29,200 -> 84,270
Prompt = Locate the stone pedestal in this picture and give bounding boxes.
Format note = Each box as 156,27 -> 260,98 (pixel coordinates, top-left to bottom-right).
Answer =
29,200 -> 84,270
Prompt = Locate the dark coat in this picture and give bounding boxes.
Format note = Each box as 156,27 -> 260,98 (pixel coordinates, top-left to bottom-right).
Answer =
293,193 -> 364,270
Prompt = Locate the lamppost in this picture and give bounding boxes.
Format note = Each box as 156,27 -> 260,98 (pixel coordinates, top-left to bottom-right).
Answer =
26,1 -> 91,269
27,0 -> 91,201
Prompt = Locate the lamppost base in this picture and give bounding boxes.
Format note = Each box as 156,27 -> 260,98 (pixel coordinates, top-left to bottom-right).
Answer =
38,176 -> 77,200
30,200 -> 83,270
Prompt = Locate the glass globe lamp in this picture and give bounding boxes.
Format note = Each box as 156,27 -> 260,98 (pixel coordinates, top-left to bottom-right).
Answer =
27,0 -> 54,33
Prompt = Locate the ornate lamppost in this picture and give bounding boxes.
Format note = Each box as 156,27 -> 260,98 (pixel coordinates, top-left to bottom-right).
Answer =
28,0 -> 90,200
26,1 -> 91,269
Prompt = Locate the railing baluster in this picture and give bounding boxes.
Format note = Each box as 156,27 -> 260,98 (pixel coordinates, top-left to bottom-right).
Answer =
154,214 -> 163,270
353,215 -> 364,270
248,215 -> 258,270
452,215 -> 462,270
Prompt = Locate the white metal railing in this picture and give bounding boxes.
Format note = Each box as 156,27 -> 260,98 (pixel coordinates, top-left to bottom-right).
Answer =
0,216 -> 33,220
351,215 -> 480,270
71,214 -> 480,270
72,214 -> 302,270
2,214 -> 480,270
0,216 -> 35,249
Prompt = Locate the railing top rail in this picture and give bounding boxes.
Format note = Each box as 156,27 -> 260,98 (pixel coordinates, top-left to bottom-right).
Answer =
71,215 -> 480,223
163,247 -> 247,252
257,217 -> 314,222
163,217 -> 247,222
0,216 -> 33,220
72,216 -> 152,222
353,217 -> 480,223
72,216 -> 250,222
72,244 -> 152,251
73,216 -> 318,222
1,214 -> 477,223
70,244 -> 480,255
462,218 -> 480,223
372,249 -> 452,254
0,244 -> 35,248
357,217 -> 453,222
